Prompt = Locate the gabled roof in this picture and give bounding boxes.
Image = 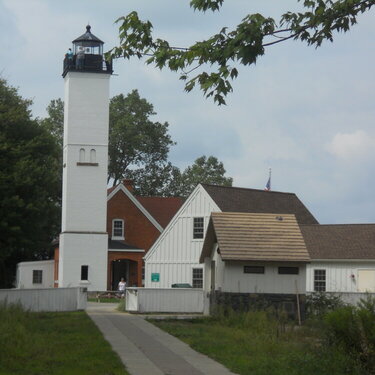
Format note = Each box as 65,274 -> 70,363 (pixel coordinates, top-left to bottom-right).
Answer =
201,184 -> 318,225
300,224 -> 375,260
136,196 -> 184,228
107,183 -> 183,230
200,212 -> 310,263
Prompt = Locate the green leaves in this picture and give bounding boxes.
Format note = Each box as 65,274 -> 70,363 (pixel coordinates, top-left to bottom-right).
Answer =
110,1 -> 374,105
108,90 -> 175,187
0,79 -> 61,287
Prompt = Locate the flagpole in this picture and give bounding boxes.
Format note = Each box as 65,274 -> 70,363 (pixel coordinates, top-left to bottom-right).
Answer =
269,168 -> 271,191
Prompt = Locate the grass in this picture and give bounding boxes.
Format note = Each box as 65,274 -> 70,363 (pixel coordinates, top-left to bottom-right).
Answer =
150,309 -> 363,375
0,302 -> 129,375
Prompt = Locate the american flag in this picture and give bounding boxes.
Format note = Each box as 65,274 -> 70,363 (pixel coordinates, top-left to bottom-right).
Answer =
264,168 -> 271,191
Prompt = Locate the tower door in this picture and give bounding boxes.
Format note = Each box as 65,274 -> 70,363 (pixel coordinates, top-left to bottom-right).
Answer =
111,260 -> 129,291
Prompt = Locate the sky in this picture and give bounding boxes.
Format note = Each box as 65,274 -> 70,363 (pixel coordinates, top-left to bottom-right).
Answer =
0,0 -> 374,224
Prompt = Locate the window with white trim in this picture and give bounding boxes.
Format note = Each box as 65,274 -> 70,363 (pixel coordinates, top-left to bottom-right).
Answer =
193,217 -> 204,239
32,270 -> 43,284
112,219 -> 124,239
192,268 -> 203,288
314,269 -> 326,292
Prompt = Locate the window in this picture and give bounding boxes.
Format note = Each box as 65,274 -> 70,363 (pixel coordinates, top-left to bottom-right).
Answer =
32,270 -> 43,284
278,267 -> 299,275
112,219 -> 124,239
192,268 -> 203,288
193,217 -> 204,239
244,266 -> 265,274
79,148 -> 85,162
90,149 -> 96,163
81,265 -> 88,281
314,269 -> 326,292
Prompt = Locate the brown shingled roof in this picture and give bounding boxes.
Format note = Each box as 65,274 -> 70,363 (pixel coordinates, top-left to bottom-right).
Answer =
300,224 -> 375,260
202,184 -> 318,225
136,196 -> 183,228
200,212 -> 310,263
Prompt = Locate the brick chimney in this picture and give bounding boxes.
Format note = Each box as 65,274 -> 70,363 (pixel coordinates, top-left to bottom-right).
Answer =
122,179 -> 133,192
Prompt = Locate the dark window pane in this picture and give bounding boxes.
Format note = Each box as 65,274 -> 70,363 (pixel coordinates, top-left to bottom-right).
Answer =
278,267 -> 299,275
32,270 -> 43,284
314,269 -> 326,291
193,217 -> 204,239
81,265 -> 88,281
244,266 -> 265,274
192,268 -> 203,288
113,220 -> 123,237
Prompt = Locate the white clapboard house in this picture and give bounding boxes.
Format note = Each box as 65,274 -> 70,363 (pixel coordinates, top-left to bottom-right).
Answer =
199,212 -> 375,314
302,224 -> 375,294
144,184 -> 318,288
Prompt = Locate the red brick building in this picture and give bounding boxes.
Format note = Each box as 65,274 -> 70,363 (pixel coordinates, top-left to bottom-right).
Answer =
54,180 -> 183,290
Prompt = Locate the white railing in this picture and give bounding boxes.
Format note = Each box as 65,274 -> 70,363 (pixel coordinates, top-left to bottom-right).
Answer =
126,288 -> 206,314
0,287 -> 87,312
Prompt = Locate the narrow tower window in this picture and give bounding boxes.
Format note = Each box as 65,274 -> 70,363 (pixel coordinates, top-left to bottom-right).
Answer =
90,149 -> 96,163
79,148 -> 85,162
81,265 -> 88,281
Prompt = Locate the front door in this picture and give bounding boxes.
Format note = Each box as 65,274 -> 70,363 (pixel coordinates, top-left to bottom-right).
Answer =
111,260 -> 129,291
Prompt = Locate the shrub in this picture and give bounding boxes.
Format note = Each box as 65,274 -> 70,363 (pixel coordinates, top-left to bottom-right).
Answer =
324,299 -> 375,374
306,292 -> 345,318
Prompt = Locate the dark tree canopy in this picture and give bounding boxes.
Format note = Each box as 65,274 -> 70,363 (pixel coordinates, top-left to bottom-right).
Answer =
109,0 -> 374,104
108,90 -> 175,186
39,98 -> 64,148
0,79 -> 61,287
176,155 -> 233,198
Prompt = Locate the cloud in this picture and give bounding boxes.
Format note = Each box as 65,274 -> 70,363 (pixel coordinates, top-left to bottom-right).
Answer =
327,130 -> 375,160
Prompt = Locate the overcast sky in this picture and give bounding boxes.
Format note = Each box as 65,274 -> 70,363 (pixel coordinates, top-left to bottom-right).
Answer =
1,0 -> 374,224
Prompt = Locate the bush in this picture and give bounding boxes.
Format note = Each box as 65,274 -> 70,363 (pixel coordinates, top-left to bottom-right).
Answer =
324,296 -> 375,374
306,292 -> 345,318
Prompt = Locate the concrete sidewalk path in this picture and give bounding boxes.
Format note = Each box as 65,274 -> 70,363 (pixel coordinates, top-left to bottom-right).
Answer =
86,302 -> 237,375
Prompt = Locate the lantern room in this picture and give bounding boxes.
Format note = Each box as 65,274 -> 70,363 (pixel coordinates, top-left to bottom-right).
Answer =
63,25 -> 113,77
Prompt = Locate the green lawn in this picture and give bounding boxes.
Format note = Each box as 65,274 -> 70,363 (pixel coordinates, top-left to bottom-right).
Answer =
150,310 -> 363,375
0,303 -> 129,375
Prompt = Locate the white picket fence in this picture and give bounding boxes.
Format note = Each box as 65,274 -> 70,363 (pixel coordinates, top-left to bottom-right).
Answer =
126,288 -> 207,314
0,287 -> 87,312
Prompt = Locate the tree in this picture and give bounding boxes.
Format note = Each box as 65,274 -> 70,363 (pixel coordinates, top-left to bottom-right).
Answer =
0,79 -> 61,287
175,155 -> 233,198
109,0 -> 374,104
128,162 -> 183,196
39,99 -> 64,148
42,91 -> 176,190
108,90 -> 175,186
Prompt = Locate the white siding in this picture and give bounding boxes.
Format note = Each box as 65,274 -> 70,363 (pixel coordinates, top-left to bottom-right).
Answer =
145,185 -> 220,288
16,260 -> 54,289
221,261 -> 306,294
59,71 -> 110,291
307,261 -> 375,293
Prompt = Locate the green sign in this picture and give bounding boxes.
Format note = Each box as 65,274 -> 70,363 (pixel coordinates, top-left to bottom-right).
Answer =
151,273 -> 160,282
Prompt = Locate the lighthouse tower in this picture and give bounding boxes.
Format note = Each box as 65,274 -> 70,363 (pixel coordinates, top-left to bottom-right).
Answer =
59,26 -> 112,290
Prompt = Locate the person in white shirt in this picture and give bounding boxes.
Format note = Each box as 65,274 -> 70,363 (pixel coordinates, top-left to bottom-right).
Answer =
118,277 -> 126,298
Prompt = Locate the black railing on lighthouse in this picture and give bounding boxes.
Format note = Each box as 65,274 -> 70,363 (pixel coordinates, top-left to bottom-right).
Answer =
62,54 -> 113,77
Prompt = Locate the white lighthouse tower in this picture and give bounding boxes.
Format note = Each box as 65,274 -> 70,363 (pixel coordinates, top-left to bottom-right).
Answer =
58,26 -> 112,290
